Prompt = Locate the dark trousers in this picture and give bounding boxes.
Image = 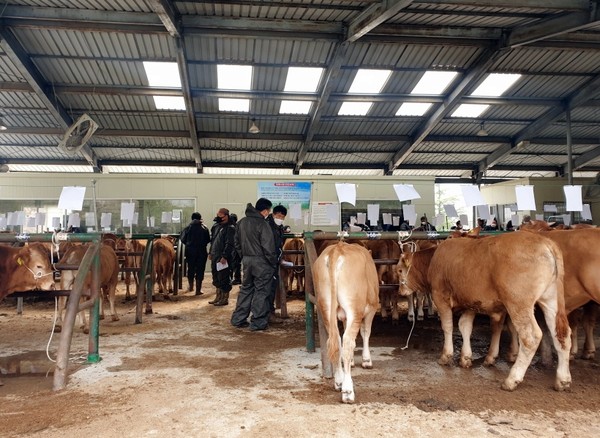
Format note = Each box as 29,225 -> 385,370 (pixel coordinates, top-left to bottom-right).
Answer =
269,269 -> 279,313
186,251 -> 208,287
211,260 -> 232,293
231,256 -> 274,330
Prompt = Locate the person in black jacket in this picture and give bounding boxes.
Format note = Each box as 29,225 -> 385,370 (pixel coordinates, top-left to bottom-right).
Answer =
180,212 -> 211,295
265,205 -> 287,324
229,213 -> 242,285
231,198 -> 277,331
208,208 -> 236,306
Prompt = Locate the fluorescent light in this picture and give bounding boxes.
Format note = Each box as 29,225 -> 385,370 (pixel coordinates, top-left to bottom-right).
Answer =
217,64 -> 252,90
153,96 -> 186,110
103,165 -> 196,174
143,62 -> 182,87
411,71 -> 458,95
203,167 -> 293,175
284,67 -> 323,92
471,73 -> 521,97
396,102 -> 433,116
451,104 -> 490,118
8,164 -> 93,173
348,69 -> 392,93
280,100 -> 313,114
338,102 -> 373,116
218,98 -> 250,112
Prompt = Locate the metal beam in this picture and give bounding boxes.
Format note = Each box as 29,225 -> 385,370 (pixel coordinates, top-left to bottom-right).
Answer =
146,0 -> 181,37
0,27 -> 100,172
570,144 -> 600,170
346,0 -> 413,42
295,42 -> 349,174
387,46 -> 504,173
414,0 -> 589,10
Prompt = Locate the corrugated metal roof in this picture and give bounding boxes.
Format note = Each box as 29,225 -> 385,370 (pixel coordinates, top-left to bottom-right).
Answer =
10,0 -> 151,12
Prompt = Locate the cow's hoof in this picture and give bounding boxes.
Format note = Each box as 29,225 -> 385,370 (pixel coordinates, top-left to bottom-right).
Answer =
341,391 -> 355,404
99,315 -> 105,320
417,315 -> 424,321
407,315 -> 415,323
438,355 -> 453,366
483,356 -> 496,367
83,328 -> 90,335
501,379 -> 519,391
362,360 -> 373,369
459,356 -> 472,368
554,379 -> 571,392
111,315 -> 120,322
582,350 -> 596,360
506,353 -> 517,363
54,325 -> 62,333
334,382 -> 342,391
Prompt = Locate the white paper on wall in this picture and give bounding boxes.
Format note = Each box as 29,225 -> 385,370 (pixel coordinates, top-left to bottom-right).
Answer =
52,217 -> 61,228
382,213 -> 392,225
0,216 -> 6,229
67,213 -> 80,228
288,203 -> 302,220
161,211 -> 172,223
535,214 -> 544,220
120,202 -> 135,221
562,214 -> 572,226
147,216 -> 155,228
16,211 -> 25,226
392,216 -> 400,226
459,214 -> 469,228
582,204 -> 593,221
335,183 -> 356,206
26,216 -> 35,227
100,212 -> 112,228
85,212 -> 95,225
543,204 -> 558,213
511,214 -> 519,226
349,216 -> 357,225
476,205 -> 490,221
356,212 -> 366,225
6,212 -> 15,226
58,186 -> 86,211
132,212 -> 139,225
172,209 -> 182,224
367,204 -> 380,224
402,204 -> 417,226
563,185 -> 583,211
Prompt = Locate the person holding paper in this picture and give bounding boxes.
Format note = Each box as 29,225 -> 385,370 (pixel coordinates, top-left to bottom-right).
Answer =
180,212 -> 211,295
208,208 -> 236,306
231,198 -> 277,331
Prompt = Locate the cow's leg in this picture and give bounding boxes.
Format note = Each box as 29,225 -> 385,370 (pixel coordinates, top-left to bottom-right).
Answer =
568,308 -> 581,358
436,299 -> 455,366
390,291 -> 400,324
341,317 -> 361,404
484,312 -> 506,366
379,289 -> 389,320
106,284 -> 119,322
458,310 -> 475,368
55,296 -> 66,332
502,307 -> 543,391
407,293 -> 416,322
416,292 -> 425,321
426,292 -> 436,317
360,309 -> 377,369
537,298 -> 572,392
506,318 -> 519,362
581,302 -> 597,360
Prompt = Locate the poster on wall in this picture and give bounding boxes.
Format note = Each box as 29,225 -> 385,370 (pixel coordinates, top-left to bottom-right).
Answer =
311,201 -> 339,226
257,182 -> 312,229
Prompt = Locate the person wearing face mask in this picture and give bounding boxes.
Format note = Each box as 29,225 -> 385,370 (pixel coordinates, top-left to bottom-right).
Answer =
208,208 -> 236,306
231,198 -> 277,331
414,215 -> 436,232
266,205 -> 287,324
180,212 -> 211,295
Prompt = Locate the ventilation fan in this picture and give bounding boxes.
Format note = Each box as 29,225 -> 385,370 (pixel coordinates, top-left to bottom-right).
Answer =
58,114 -> 98,156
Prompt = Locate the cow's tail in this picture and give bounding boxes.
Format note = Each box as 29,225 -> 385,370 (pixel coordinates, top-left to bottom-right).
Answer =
550,241 -> 569,349
326,246 -> 342,366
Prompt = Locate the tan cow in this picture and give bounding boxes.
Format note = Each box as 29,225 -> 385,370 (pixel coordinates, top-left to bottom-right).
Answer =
397,232 -> 572,391
365,240 -> 401,321
57,244 -> 120,333
153,237 -> 175,294
281,238 -> 305,294
313,242 -> 379,403
117,238 -> 146,300
0,243 -> 56,300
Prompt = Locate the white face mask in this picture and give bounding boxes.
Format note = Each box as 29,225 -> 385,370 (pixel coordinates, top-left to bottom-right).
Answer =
274,218 -> 284,226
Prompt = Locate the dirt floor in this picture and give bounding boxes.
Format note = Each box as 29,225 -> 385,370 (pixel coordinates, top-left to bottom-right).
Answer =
1,281 -> 600,438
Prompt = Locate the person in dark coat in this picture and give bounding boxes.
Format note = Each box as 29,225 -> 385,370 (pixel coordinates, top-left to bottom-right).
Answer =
208,208 -> 236,306
231,198 -> 277,331
180,212 -> 211,295
265,205 -> 287,323
229,213 -> 242,285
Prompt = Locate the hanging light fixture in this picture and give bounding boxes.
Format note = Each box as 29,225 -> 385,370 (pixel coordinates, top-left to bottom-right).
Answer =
248,118 -> 260,134
477,121 -> 488,137
0,115 -> 7,131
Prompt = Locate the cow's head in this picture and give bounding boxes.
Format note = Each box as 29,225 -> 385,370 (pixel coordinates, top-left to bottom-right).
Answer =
16,243 -> 56,291
396,251 -> 415,297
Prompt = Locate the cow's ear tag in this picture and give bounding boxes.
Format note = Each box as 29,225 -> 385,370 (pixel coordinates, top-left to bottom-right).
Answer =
17,257 -> 24,266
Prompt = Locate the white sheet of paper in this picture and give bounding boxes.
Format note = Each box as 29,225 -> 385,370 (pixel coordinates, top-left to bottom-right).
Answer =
216,260 -> 229,271
35,212 -> 46,226
402,204 -> 417,226
16,211 -> 25,226
58,186 -> 86,211
477,205 -> 490,221
535,214 -> 544,220
68,213 -> 80,228
356,212 -> 366,225
350,216 -> 357,225
461,185 -> 486,207
123,219 -> 131,227
393,184 -> 421,202
515,185 -> 536,211
335,183 -> 356,206
326,204 -> 338,224
582,204 -> 593,221
459,214 -> 469,228
435,214 -> 445,228
6,212 -> 14,226
382,213 -> 392,225
349,225 -> 362,232
564,185 -> 583,211
161,211 -> 172,223
392,216 -> 400,226
303,211 -> 309,226
172,209 -> 182,224
120,202 -> 135,221
443,204 -> 458,217
101,212 -> 112,228
562,214 -> 571,226
511,214 -> 519,226
367,204 -> 380,224
149,216 -> 155,227
289,203 -> 302,220
52,217 -> 60,228
26,216 -> 35,227
0,216 -> 6,229
85,212 -> 95,224
543,204 -> 558,212
509,204 -> 518,212
132,212 -> 139,225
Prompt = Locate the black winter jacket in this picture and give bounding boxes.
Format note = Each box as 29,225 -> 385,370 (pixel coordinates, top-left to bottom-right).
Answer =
235,203 -> 277,267
210,222 -> 236,262
180,219 -> 210,255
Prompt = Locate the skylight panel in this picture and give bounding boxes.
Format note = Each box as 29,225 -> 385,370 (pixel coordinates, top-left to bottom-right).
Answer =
280,100 -> 313,114
217,64 -> 252,90
396,102 -> 433,116
153,96 -> 186,110
143,62 -> 182,87
338,102 -> 373,116
218,98 -> 250,112
103,165 -> 196,174
451,104 -> 490,118
348,69 -> 391,94
284,67 -> 323,92
8,164 -> 93,173
471,73 -> 521,97
411,71 -> 458,95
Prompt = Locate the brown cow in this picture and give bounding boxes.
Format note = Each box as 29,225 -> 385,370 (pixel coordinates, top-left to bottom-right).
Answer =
0,243 -> 56,300
57,244 -> 120,333
117,238 -> 147,300
365,240 -> 401,321
153,237 -> 175,294
397,232 -> 572,391
282,238 -> 304,293
313,242 -> 379,403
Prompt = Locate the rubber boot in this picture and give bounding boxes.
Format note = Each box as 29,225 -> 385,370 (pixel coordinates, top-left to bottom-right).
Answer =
187,278 -> 193,292
209,289 -> 222,305
214,291 -> 229,306
195,279 -> 203,296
